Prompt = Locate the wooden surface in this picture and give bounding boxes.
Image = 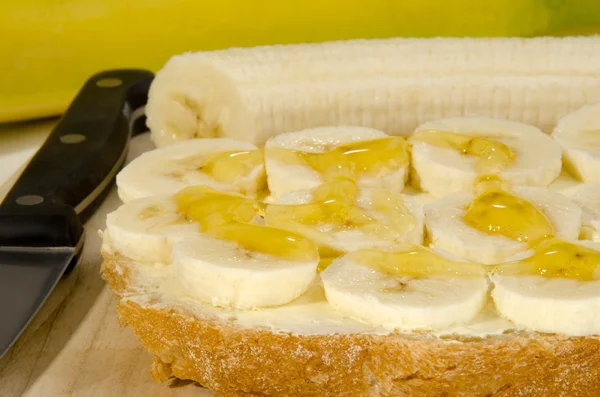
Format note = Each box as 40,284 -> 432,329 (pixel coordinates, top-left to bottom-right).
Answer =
0,128 -> 217,397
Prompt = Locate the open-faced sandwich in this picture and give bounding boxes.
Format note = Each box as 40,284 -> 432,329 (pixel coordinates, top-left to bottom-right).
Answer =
101,36 -> 600,397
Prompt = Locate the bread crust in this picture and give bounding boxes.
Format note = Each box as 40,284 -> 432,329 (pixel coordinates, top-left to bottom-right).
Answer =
101,251 -> 600,397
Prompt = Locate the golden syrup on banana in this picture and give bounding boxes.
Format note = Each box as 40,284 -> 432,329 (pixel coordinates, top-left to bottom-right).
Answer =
411,130 -> 515,174
462,177 -> 600,280
265,178 -> 366,229
265,178 -> 415,240
264,178 -> 369,264
368,187 -> 416,236
463,177 -> 554,246
176,186 -> 317,262
206,223 -> 319,262
175,186 -> 259,230
349,245 -> 484,278
317,245 -> 345,272
496,238 -> 600,281
266,137 -> 409,181
311,177 -> 359,202
264,178 -> 417,270
201,149 -> 265,193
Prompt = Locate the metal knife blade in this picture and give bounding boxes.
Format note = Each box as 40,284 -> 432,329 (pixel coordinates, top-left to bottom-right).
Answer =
0,69 -> 153,359
0,246 -> 80,356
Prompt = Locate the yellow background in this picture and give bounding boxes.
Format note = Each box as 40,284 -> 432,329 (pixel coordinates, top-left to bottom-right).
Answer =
2,0 -> 600,122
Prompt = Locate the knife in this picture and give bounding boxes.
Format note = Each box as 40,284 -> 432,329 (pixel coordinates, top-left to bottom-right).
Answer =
0,69 -> 154,359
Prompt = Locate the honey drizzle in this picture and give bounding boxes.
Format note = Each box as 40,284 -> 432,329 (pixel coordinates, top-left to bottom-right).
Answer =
263,178 -> 419,269
406,129 -> 600,280
177,175 -> 418,270
202,149 -> 263,182
174,131 -> 599,280
205,223 -> 319,262
348,245 -> 484,278
496,238 -> 600,281
265,178 -> 415,238
175,186 -> 259,231
411,130 -> 515,175
266,137 -> 409,181
175,186 -> 318,262
201,149 -> 266,195
470,181 -> 600,280
463,181 -> 555,246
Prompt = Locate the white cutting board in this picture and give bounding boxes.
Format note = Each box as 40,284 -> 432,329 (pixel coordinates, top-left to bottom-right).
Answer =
0,120 -> 216,397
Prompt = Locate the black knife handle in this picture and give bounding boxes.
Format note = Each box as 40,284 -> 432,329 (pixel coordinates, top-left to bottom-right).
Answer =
0,69 -> 154,247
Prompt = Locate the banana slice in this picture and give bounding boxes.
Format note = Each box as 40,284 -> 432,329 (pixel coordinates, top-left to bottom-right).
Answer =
264,126 -> 408,199
491,240 -> 600,336
116,138 -> 265,203
552,103 -> 600,182
573,182 -> 600,241
104,195 -> 198,264
424,187 -> 582,264
172,225 -> 319,309
321,246 -> 488,331
411,117 -> 562,197
268,182 -> 424,255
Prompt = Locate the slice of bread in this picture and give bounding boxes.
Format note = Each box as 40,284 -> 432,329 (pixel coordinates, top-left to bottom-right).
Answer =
101,250 -> 600,397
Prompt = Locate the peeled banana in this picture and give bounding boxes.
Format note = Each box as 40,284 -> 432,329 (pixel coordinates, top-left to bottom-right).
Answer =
146,37 -> 600,147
